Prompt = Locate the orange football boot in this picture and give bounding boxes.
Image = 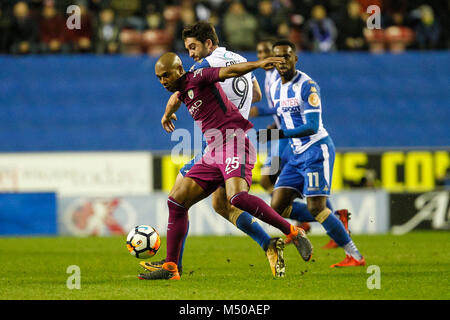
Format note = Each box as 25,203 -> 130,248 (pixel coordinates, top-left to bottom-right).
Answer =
330,255 -> 366,268
285,225 -> 313,262
297,222 -> 311,233
138,262 -> 181,280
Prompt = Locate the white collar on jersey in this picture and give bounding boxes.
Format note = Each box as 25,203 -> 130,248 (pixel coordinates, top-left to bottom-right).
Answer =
206,46 -> 226,58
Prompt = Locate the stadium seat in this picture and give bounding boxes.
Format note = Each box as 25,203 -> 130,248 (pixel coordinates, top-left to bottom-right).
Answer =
1,53 -> 448,151
385,26 -> 415,53
162,6 -> 181,36
119,29 -> 143,55
363,28 -> 385,53
142,30 -> 173,56
163,5 -> 181,22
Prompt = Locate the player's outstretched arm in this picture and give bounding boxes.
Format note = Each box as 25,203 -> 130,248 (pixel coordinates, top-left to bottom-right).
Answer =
161,91 -> 181,133
218,57 -> 284,82
257,113 -> 319,143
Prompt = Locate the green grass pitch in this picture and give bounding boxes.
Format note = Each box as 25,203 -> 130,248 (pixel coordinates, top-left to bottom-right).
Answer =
0,231 -> 448,300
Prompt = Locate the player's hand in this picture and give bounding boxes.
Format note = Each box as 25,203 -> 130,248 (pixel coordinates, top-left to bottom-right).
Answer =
259,57 -> 284,70
161,113 -> 177,133
257,129 -> 285,143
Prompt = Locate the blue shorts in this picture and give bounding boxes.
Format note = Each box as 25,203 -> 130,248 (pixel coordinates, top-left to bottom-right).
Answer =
280,140 -> 293,169
274,136 -> 335,197
262,138 -> 290,173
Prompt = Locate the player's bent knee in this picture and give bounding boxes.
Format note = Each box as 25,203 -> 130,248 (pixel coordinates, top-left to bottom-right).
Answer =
280,205 -> 292,218
313,208 -> 331,223
307,197 -> 328,217
168,173 -> 185,198
228,190 -> 248,208
270,198 -> 287,215
169,191 -> 189,208
225,177 -> 249,203
170,177 -> 205,209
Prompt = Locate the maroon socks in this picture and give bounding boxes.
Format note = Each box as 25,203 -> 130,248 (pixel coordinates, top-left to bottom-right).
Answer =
166,197 -> 189,265
230,191 -> 292,235
166,191 -> 293,265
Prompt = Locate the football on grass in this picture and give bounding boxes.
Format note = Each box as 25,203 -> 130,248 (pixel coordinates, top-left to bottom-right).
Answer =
126,225 -> 161,259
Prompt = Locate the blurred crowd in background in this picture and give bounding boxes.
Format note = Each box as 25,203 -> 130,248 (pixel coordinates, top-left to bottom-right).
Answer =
0,0 -> 448,55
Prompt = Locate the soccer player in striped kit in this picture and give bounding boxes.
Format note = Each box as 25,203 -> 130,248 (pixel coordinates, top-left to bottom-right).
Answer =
252,39 -> 352,250
262,40 -> 365,267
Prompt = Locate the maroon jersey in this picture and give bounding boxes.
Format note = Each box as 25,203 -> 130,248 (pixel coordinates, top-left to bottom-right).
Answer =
177,67 -> 253,144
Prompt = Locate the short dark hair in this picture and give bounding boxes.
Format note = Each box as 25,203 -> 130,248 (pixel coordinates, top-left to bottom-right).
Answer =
182,21 -> 219,46
272,39 -> 296,52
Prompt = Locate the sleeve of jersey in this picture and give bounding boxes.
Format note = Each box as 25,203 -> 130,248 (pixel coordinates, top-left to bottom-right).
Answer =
281,81 -> 320,138
191,67 -> 221,86
190,58 -> 211,71
301,80 -> 322,113
282,112 -> 319,138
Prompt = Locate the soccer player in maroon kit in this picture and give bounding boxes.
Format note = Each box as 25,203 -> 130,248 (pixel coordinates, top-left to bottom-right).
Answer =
138,52 -> 313,280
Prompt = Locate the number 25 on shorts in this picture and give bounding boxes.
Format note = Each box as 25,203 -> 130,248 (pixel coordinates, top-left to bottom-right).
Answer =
225,157 -> 240,174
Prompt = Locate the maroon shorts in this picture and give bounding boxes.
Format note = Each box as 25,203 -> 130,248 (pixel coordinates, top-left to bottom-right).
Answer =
185,133 -> 256,196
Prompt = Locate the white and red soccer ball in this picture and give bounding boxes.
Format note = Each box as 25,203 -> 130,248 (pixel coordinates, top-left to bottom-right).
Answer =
126,225 -> 161,259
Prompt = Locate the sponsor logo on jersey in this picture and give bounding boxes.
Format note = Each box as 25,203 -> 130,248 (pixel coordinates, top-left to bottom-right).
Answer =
188,100 -> 203,117
280,98 -> 300,107
188,89 -> 194,100
281,106 -> 302,113
223,51 -> 234,60
193,68 -> 203,78
225,60 -> 238,66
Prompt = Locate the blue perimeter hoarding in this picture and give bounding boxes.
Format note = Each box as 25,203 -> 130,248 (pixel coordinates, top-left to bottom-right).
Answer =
0,193 -> 57,235
0,52 -> 449,152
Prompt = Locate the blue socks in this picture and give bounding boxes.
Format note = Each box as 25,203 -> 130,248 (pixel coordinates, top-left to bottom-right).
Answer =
289,202 -> 316,222
289,199 -> 335,222
289,200 -> 351,247
321,213 -> 351,247
236,211 -> 272,251
326,199 -> 334,212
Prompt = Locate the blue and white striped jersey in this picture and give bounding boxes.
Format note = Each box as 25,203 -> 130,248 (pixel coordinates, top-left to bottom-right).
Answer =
190,47 -> 254,119
264,68 -> 280,110
270,70 -> 329,154
264,68 -> 281,127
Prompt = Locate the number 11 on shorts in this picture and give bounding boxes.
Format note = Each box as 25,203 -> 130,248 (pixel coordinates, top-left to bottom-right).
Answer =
307,172 -> 319,188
